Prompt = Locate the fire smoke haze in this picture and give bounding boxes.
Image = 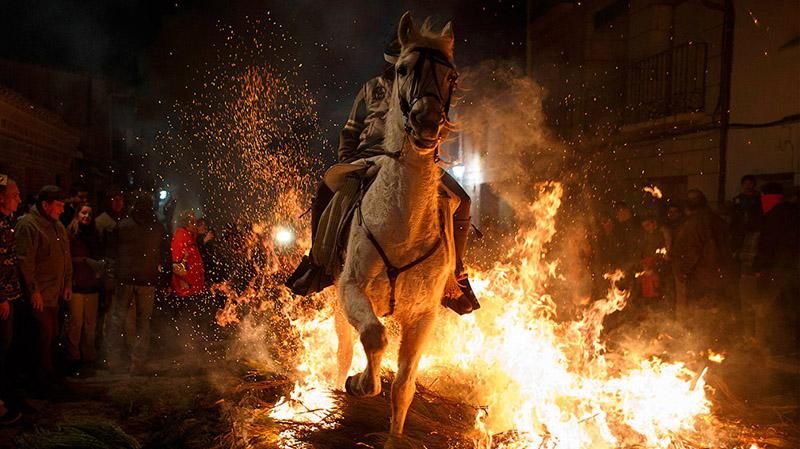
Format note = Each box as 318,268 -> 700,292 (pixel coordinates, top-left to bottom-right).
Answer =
1,4 -> 780,449
454,60 -> 569,217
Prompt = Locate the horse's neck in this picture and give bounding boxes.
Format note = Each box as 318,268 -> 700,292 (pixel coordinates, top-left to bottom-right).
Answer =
371,92 -> 441,239
373,145 -> 440,239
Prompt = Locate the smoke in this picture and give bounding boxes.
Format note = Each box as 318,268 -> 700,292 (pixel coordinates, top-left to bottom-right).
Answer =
450,60 -> 597,312
453,60 -> 571,218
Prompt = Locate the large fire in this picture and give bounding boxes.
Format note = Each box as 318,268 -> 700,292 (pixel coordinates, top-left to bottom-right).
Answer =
157,17 -> 780,449
265,181 -> 719,448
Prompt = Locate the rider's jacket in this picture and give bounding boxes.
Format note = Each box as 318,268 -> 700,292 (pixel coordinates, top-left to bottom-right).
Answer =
338,73 -> 393,163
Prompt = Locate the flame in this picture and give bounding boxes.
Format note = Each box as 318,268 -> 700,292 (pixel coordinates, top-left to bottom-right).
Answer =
264,181 -> 716,448
707,350 -> 726,364
655,247 -> 667,256
644,185 -> 663,199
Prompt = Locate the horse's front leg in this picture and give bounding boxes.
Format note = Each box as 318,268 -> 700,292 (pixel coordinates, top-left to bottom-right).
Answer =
334,304 -> 355,389
339,277 -> 387,397
389,309 -> 437,436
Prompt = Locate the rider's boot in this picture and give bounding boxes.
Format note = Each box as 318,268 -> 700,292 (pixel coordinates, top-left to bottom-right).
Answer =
442,218 -> 480,315
286,254 -> 330,296
286,184 -> 334,296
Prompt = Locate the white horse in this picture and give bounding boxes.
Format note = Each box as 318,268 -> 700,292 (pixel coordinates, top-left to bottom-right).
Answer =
333,12 -> 458,440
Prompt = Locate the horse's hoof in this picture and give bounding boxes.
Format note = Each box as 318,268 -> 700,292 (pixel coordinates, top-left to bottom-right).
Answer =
345,373 -> 380,397
345,375 -> 359,396
384,435 -> 411,449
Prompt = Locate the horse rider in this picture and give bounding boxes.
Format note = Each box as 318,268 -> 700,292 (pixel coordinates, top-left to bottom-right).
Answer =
288,36 -> 479,315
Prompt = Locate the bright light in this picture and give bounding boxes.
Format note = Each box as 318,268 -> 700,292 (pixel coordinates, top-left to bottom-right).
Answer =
452,164 -> 466,179
274,226 -> 295,246
467,156 -> 483,185
159,190 -> 168,200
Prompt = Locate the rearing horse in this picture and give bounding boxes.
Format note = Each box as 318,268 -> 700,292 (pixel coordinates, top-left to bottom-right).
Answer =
333,12 -> 458,440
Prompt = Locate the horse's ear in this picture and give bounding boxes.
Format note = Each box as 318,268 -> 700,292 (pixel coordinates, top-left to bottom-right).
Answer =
441,21 -> 454,40
397,11 -> 417,47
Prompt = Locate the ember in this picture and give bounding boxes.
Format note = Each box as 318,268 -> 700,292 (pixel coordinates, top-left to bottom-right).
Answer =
262,182 -> 719,449
644,186 -> 663,199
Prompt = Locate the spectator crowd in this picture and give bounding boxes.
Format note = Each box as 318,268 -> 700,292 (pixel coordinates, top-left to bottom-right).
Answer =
586,176 -> 799,352
0,172 -> 798,427
0,176 -> 232,426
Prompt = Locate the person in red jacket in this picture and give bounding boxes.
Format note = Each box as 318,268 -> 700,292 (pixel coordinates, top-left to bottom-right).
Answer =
171,211 -> 204,297
170,211 -> 205,351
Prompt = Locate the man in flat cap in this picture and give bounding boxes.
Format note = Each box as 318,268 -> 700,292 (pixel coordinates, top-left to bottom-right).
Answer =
15,186 -> 72,386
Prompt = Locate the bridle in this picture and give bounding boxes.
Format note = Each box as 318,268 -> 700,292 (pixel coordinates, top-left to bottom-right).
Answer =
353,48 -> 457,317
397,47 -> 458,151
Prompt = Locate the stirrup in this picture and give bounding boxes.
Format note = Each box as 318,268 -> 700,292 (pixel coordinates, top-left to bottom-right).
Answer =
442,275 -> 481,315
285,256 -> 333,296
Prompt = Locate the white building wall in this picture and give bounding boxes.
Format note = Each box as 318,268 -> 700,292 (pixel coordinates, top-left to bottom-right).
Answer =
726,0 -> 800,195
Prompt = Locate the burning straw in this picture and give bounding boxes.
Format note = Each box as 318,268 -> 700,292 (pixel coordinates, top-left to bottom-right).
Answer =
156,19 -> 786,448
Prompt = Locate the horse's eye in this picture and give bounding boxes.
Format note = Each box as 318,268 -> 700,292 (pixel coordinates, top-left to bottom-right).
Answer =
396,64 -> 408,76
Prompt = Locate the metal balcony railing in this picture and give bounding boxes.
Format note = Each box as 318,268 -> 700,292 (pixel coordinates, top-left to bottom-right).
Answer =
624,42 -> 708,124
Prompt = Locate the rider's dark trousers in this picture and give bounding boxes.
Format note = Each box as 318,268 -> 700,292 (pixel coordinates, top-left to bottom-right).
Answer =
440,171 -> 471,222
311,182 -> 334,241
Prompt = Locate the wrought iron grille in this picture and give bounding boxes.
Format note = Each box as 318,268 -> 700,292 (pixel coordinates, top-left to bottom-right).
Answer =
624,42 -> 708,124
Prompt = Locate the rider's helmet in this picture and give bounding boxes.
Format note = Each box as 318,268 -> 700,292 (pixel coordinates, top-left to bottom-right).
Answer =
384,32 -> 401,64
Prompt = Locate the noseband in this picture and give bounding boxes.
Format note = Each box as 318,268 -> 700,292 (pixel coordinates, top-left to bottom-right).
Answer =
398,47 -> 458,146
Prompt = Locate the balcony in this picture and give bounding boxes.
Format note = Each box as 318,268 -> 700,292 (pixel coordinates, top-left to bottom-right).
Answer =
623,42 -> 708,124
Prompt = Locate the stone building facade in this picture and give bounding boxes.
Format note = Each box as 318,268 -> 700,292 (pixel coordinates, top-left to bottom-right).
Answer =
0,86 -> 79,194
526,0 -> 799,204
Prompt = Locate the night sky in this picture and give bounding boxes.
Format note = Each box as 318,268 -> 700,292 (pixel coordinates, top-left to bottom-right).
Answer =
0,0 -> 526,143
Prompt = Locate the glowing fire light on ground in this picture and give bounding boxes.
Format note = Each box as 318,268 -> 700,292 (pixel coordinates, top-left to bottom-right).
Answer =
267,181 -> 718,449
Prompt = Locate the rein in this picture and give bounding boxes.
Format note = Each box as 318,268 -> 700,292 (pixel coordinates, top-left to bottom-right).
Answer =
353,46 -> 454,317
356,175 -> 446,317
398,47 -> 458,160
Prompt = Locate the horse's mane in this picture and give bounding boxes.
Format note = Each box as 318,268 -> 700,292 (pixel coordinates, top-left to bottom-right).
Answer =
402,18 -> 454,61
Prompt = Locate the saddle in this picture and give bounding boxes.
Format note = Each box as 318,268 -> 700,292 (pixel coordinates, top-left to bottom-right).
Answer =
311,161 -> 375,275
286,157 -> 460,301
313,158 -> 458,281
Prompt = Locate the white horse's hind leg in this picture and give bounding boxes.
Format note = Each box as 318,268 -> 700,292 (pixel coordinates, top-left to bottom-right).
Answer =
334,305 -> 355,389
340,280 -> 387,397
389,310 -> 437,436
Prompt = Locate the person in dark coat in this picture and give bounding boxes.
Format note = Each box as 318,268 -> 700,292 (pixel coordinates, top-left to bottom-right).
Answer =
672,189 -> 736,323
15,186 -> 72,386
93,190 -> 131,359
752,182 -> 800,355
614,202 -> 642,267
106,195 -> 166,373
591,214 -> 620,297
731,175 -> 762,273
195,218 -> 220,285
665,204 -> 683,232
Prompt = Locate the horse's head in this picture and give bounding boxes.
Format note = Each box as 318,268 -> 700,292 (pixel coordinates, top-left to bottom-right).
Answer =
393,12 -> 457,152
